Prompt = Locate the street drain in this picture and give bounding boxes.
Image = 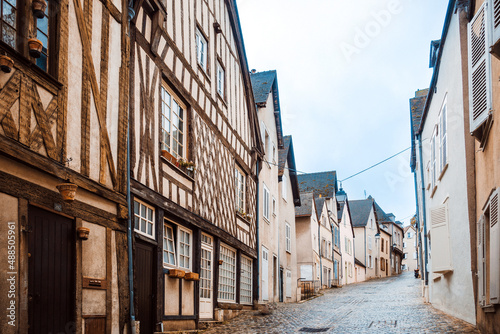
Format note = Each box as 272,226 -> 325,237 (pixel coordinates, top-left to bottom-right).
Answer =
299,328 -> 330,333
368,320 -> 397,328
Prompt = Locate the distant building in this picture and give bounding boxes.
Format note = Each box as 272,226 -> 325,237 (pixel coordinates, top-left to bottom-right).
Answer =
337,188 -> 356,286
402,225 -> 418,272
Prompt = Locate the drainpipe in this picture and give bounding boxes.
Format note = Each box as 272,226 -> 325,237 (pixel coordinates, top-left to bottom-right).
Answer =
318,218 -> 322,287
418,134 -> 429,286
126,3 -> 136,334
412,157 -> 424,279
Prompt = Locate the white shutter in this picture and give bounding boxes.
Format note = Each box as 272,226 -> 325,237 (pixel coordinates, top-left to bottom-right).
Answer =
468,2 -> 492,132
477,214 -> 486,307
491,0 -> 500,46
286,270 -> 292,298
489,190 -> 499,304
430,204 -> 453,273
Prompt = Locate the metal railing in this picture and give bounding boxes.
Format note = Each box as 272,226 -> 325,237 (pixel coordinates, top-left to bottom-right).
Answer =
298,280 -> 320,300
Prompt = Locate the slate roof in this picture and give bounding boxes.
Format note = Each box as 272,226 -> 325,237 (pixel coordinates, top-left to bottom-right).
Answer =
278,136 -> 291,177
373,199 -> 393,224
295,192 -> 314,216
278,135 -> 301,207
409,89 -> 428,170
297,171 -> 337,199
349,198 -> 375,227
314,197 -> 325,219
250,70 -> 276,105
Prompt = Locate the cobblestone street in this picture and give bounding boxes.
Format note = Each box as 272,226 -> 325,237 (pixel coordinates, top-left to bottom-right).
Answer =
202,272 -> 479,333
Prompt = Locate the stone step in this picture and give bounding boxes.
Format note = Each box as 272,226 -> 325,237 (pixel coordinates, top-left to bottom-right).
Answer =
198,320 -> 223,330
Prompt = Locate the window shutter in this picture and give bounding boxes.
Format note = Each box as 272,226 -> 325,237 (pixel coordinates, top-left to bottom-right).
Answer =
430,204 -> 453,273
489,190 -> 499,304
477,214 -> 486,307
491,0 -> 500,46
468,2 -> 492,132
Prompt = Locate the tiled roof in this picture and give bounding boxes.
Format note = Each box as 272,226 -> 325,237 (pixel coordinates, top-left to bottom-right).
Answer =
296,192 -> 314,216
278,136 -> 291,176
349,198 -> 374,227
297,171 -> 337,199
250,70 -> 276,105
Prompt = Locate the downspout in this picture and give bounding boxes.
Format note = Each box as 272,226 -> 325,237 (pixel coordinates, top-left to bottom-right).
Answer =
255,159 -> 260,302
418,134 -> 429,286
318,219 -> 322,287
126,3 -> 136,334
412,157 -> 424,278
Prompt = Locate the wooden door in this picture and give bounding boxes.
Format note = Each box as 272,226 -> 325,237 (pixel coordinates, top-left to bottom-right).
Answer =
199,234 -> 213,319
28,206 -> 75,334
136,241 -> 155,334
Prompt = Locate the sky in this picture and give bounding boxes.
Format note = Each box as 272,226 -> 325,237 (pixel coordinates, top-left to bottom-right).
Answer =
236,0 -> 450,226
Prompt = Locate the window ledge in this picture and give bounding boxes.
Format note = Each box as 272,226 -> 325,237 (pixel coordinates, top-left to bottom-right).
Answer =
482,305 -> 496,313
198,63 -> 211,83
430,185 -> 438,198
160,154 -> 195,182
438,163 -> 448,181
262,216 -> 270,224
236,211 -> 251,224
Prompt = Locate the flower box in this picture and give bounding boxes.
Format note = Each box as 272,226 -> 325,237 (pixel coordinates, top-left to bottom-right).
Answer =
167,269 -> 185,279
184,272 -> 199,281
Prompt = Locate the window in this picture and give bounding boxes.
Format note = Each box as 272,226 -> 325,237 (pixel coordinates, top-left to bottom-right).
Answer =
240,256 -> 252,304
134,200 -> 155,238
272,143 -> 276,163
403,242 -> 407,248
272,197 -> 276,216
327,241 -> 331,259
218,244 -> 236,302
404,253 -> 408,259
321,238 -> 326,257
368,255 -> 372,268
285,223 -> 291,253
196,28 -> 207,71
431,128 -> 438,190
263,184 -> 270,221
217,61 -> 224,98
264,130 -> 270,165
368,236 -> 372,250
35,7 -> 49,71
386,240 -> 389,254
408,232 -> 412,238
1,0 -> 17,48
163,222 -> 192,270
161,85 -> 186,159
235,166 -> 245,213
381,239 -> 384,252
282,173 -> 287,201
370,219 -> 373,229
439,103 -> 447,171
286,270 -> 292,298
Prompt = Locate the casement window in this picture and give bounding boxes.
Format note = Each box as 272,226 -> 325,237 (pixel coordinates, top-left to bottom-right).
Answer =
1,0 -> 55,73
468,2 -> 492,134
161,85 -> 186,159
235,165 -> 245,213
439,103 -> 447,172
196,28 -> 207,71
286,270 -> 292,298
272,197 -> 276,216
430,203 -> 452,273
163,221 -> 192,270
430,128 -> 438,191
282,173 -> 287,201
216,61 -> 225,98
263,184 -> 270,221
381,239 -> 384,252
134,199 -> 155,239
477,189 -> 499,307
240,255 -> 253,304
218,244 -> 236,302
285,223 -> 291,253
368,236 -> 372,250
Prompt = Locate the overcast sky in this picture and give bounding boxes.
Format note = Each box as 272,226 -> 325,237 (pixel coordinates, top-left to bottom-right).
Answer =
237,0 -> 450,225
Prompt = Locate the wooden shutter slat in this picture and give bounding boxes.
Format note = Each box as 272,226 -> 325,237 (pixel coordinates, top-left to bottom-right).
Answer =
489,190 -> 500,304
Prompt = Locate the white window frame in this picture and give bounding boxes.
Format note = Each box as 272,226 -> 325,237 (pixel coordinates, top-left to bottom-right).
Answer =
240,255 -> 253,304
196,28 -> 208,71
431,126 -> 438,191
163,220 -> 193,271
235,166 -> 246,213
439,100 -> 447,173
217,61 -> 225,99
285,223 -> 291,253
218,244 -> 237,302
161,84 -> 186,159
263,184 -> 270,221
134,199 -> 155,239
272,196 -> 277,216
163,224 -> 176,267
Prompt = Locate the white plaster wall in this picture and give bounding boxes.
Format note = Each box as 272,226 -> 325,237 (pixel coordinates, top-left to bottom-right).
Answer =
402,227 -> 418,272
420,12 -> 475,325
339,203 -> 355,285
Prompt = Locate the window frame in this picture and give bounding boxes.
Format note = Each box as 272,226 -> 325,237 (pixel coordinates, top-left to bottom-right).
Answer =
439,100 -> 448,174
285,222 -> 291,253
195,27 -> 208,72
235,165 -> 246,214
216,60 -> 225,99
263,183 -> 270,221
240,255 -> 253,305
272,196 -> 277,216
162,219 -> 193,271
218,243 -> 237,302
160,83 -> 188,160
133,199 -> 155,239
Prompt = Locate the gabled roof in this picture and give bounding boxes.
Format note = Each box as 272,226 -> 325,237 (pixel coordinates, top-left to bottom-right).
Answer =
373,198 -> 393,224
409,89 -> 428,170
404,225 -> 416,233
314,197 -> 326,219
349,198 -> 376,227
297,171 -> 338,199
295,192 -> 314,217
250,70 -> 284,148
338,200 -> 356,237
279,136 -> 301,206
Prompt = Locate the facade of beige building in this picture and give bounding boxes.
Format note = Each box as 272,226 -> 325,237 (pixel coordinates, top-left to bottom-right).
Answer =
337,189 -> 356,286
402,226 -> 418,272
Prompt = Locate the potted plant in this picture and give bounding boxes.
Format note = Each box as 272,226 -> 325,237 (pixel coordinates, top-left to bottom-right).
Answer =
56,182 -> 78,202
76,227 -> 90,240
167,269 -> 185,279
32,0 -> 47,18
0,55 -> 14,73
28,38 -> 43,58
184,272 -> 199,281
161,149 -> 177,164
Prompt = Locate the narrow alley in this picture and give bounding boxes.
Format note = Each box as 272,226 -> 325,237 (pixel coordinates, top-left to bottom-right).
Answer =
202,273 -> 479,334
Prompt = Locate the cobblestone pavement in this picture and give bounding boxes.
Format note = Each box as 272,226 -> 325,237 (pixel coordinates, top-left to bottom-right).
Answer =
202,272 -> 479,333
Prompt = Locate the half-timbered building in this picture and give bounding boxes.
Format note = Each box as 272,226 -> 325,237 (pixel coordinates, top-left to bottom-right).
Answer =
128,0 -> 261,331
0,0 -> 131,331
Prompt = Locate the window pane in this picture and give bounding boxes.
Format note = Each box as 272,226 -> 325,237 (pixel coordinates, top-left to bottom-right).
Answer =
2,25 -> 16,48
3,2 -> 16,26
141,219 -> 146,233
147,208 -> 153,221
141,205 -> 146,219
134,201 -> 139,214
134,216 -> 139,230
147,222 -> 152,235
36,54 -> 47,72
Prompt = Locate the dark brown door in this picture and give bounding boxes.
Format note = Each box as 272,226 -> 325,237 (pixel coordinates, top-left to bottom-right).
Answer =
136,241 -> 155,334
28,206 -> 75,334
